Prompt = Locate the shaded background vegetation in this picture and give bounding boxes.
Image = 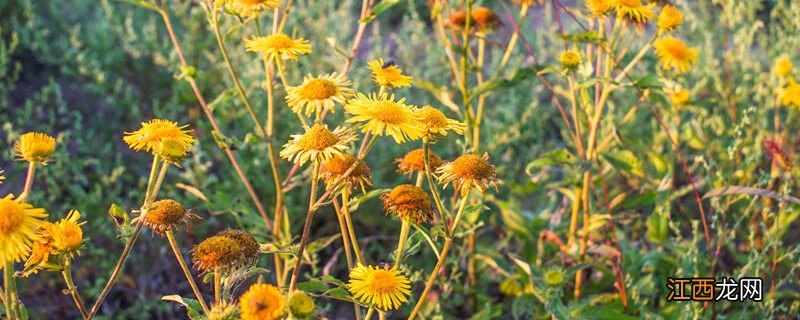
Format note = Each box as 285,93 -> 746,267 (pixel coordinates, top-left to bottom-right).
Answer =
1,0 -> 798,319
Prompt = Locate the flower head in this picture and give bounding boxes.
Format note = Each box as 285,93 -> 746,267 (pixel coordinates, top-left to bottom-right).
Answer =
345,93 -> 424,143
653,37 -> 698,73
775,57 -> 793,78
286,73 -> 353,117
226,0 -> 280,17
657,5 -> 683,33
779,79 -> 800,108
143,199 -> 200,236
217,229 -> 260,263
15,132 -> 56,163
470,7 -> 501,31
613,0 -> 655,24
586,0 -> 612,17
239,283 -> 285,320
320,154 -> 372,193
499,278 -> 523,297
123,119 -> 195,163
205,302 -> 240,320
0,194 -> 48,263
47,210 -> 84,253
367,59 -> 413,89
543,268 -> 565,286
381,185 -> 436,224
437,153 -> 502,194
448,12 -> 468,29
670,88 -> 690,106
287,291 -> 315,318
416,106 -> 465,138
347,264 -> 411,310
192,235 -> 242,272
280,124 -> 357,165
559,50 -> 582,71
395,149 -> 443,177
245,33 -> 312,61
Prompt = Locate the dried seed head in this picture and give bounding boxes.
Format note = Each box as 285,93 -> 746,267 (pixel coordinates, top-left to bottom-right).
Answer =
192,235 -> 242,273
381,185 -> 436,224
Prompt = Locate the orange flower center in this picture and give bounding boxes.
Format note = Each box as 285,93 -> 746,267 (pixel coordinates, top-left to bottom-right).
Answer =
297,125 -> 341,151
300,79 -> 339,100
451,155 -> 493,180
370,101 -> 406,124
0,199 -> 25,234
368,270 -> 401,293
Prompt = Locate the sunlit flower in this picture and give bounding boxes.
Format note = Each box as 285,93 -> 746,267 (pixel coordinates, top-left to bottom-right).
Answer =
15,132 -> 56,163
470,7 -> 500,31
47,210 -> 84,253
653,37 -> 698,73
367,59 -> 413,89
396,149 -> 444,177
0,194 -> 47,263
779,79 -> 800,108
657,5 -> 683,33
123,119 -> 195,163
245,33 -> 312,61
280,124 -> 357,165
381,185 -> 435,224
448,12 -> 468,29
559,50 -> 582,71
416,106 -> 466,138
226,0 -> 280,17
347,264 -> 411,310
239,283 -> 285,320
613,0 -> 655,24
775,57 -> 793,78
344,93 -> 424,143
286,73 -> 352,117
586,0 -> 612,17
287,291 -> 315,319
437,153 -> 502,194
24,240 -> 52,272
143,199 -> 200,236
543,268 -> 565,286
192,235 -> 242,272
320,154 -> 372,193
670,88 -> 690,106
217,229 -> 260,263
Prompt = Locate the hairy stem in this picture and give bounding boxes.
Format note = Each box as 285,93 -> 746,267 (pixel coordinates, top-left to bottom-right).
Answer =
166,230 -> 210,313
61,258 -> 89,319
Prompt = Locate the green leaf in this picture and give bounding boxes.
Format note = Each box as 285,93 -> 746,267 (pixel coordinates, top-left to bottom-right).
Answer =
324,287 -> 352,301
646,212 -> 669,243
634,74 -> 661,88
360,0 -> 401,23
162,295 -> 203,320
525,149 -> 590,175
578,77 -> 619,88
297,281 -> 329,293
348,188 -> 390,212
602,150 -> 643,177
512,295 -> 538,319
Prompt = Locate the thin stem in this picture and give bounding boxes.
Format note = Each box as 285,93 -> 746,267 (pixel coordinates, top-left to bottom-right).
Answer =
364,306 -> 376,320
342,190 -> 365,265
394,220 -> 410,268
274,58 -> 291,92
149,161 -> 169,201
214,268 -> 221,305
423,138 -> 449,223
407,238 -> 452,320
495,4 -> 529,76
166,230 -> 210,313
341,0 -> 371,75
473,33 -> 486,151
19,161 -> 37,202
574,171 -> 592,299
61,258 -> 89,319
4,260 -> 17,320
288,161 -> 322,295
448,193 -> 471,236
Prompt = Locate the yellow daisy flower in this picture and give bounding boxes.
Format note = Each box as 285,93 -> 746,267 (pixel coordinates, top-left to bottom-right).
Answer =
613,0 -> 655,24
367,59 -> 413,89
239,283 -> 285,320
245,33 -> 312,61
381,184 -> 436,224
280,124 -> 357,165
226,0 -> 280,17
775,57 -> 793,78
653,37 -> 698,73
437,153 -> 502,194
347,264 -> 411,310
657,5 -> 683,33
320,154 -> 373,193
15,132 -> 56,163
0,194 -> 48,263
670,88 -> 690,106
586,0 -> 612,17
559,50 -> 582,71
286,73 -> 353,117
47,210 -> 84,253
344,93 -> 424,143
779,79 -> 800,108
416,106 -> 466,138
395,148 -> 444,177
123,119 -> 195,163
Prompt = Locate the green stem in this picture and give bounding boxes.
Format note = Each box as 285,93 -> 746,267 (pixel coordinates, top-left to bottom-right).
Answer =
448,192 -> 471,236
394,220 -> 410,268
214,268 -> 221,305
19,161 -> 37,202
342,190 -> 365,265
364,306 -> 376,320
287,161 -> 322,295
4,260 -> 17,320
166,230 -> 210,313
62,258 -> 89,319
422,138 -> 449,223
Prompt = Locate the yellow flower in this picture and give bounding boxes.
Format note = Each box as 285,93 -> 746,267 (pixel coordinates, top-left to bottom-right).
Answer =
416,106 -> 466,138
344,93 -> 424,143
226,0 -> 280,17
0,194 -> 47,263
499,278 -> 523,297
670,88 -> 690,106
657,5 -> 683,33
15,132 -> 56,163
653,36 -> 698,73
367,59 -> 413,89
286,73 -> 353,117
559,50 -> 582,71
470,7 -> 501,32
143,199 -> 200,236
280,124 -> 357,165
347,264 -> 411,310
437,153 -> 502,194
47,210 -> 84,253
395,148 -> 444,177
245,33 -> 312,61
543,268 -> 565,286
287,291 -> 315,318
513,0 -> 545,5
123,119 -> 195,163
775,57 -> 793,78
779,79 -> 800,108
239,283 -> 285,320
613,0 -> 655,24
24,240 -> 52,272
448,12 -> 468,29
320,154 -> 373,193
381,185 -> 435,224
192,235 -> 242,272
586,0 -> 612,17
